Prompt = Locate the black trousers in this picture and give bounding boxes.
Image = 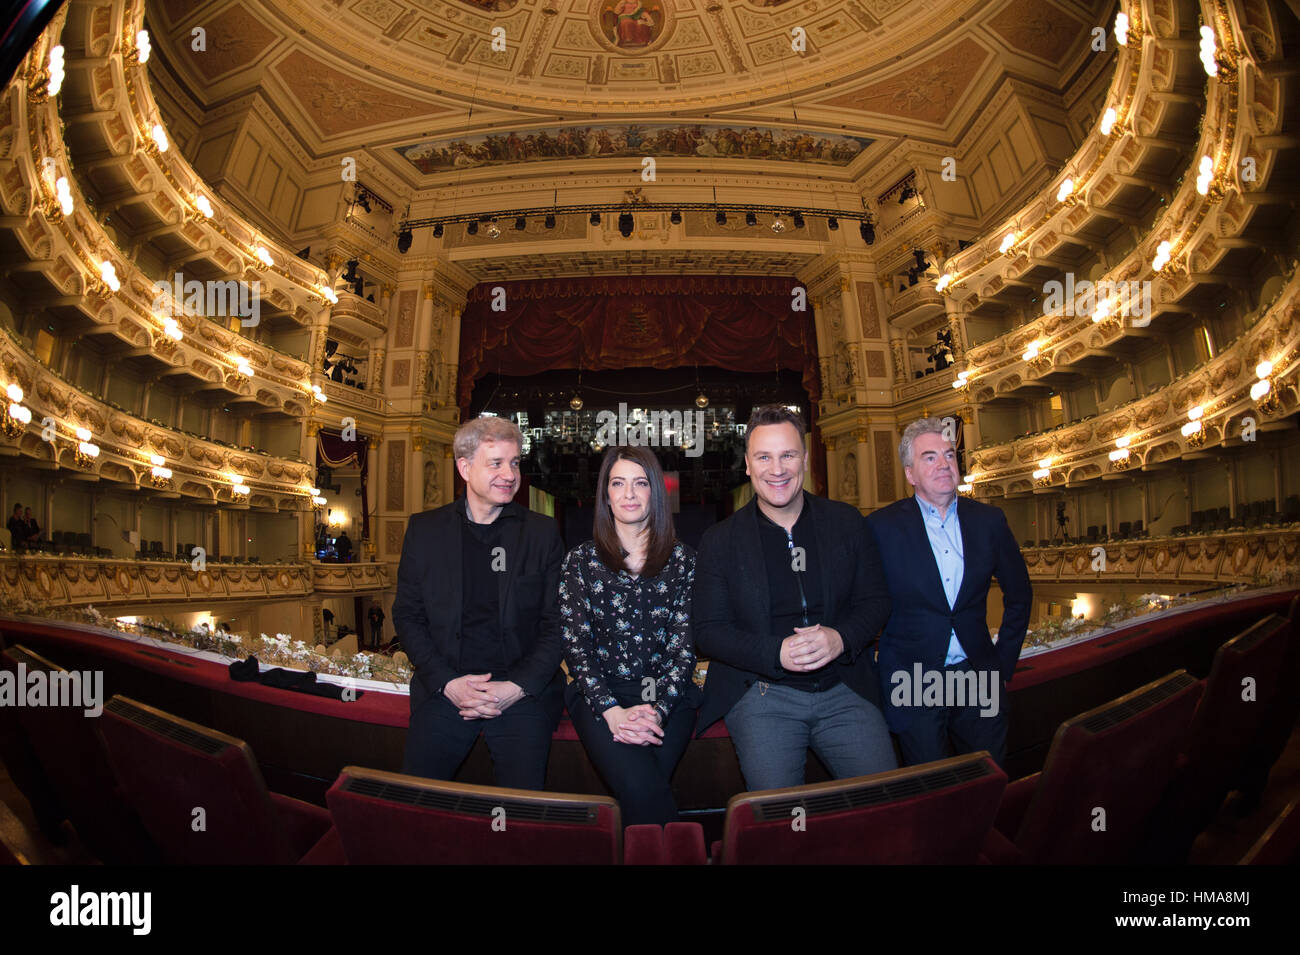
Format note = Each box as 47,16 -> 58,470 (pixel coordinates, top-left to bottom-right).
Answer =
895,660 -> 1009,768
402,690 -> 554,791
565,679 -> 699,826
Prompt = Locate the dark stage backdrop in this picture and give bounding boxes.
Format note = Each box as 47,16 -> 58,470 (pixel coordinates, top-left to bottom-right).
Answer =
457,275 -> 826,492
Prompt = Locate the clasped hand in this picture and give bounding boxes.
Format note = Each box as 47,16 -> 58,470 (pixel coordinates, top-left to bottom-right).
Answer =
601,704 -> 664,746
444,673 -> 524,719
780,624 -> 844,672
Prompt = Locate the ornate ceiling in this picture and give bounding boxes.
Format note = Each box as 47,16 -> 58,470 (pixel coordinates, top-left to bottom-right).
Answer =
146,0 -> 1111,173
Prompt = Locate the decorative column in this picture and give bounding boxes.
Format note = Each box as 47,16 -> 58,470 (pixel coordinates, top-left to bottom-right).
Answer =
370,346 -> 386,393
366,435 -> 382,561
944,295 -> 965,363
854,425 -> 871,511
824,436 -> 840,505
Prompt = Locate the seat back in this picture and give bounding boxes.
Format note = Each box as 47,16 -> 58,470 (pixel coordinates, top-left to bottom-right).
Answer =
1185,615 -> 1290,784
98,695 -> 295,864
326,766 -> 622,864
720,753 -> 1007,864
1015,670 -> 1202,864
0,646 -> 158,863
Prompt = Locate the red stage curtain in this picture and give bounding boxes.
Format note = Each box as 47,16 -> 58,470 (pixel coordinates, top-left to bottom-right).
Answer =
457,276 -> 825,492
316,428 -> 369,542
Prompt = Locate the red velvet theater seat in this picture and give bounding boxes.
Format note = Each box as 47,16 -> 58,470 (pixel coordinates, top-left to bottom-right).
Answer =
1145,615 -> 1293,861
98,695 -> 332,864
988,670 -> 1203,865
325,766 -> 624,864
623,822 -> 708,865
1239,799 -> 1300,865
715,752 -> 1007,864
1,645 -> 159,863
1237,604 -> 1300,803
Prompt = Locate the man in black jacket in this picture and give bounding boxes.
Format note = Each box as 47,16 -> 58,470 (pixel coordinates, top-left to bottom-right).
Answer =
393,416 -> 564,790
694,406 -> 896,791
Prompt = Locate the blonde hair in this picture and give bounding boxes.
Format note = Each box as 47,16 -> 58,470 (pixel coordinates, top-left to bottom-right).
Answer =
453,416 -> 523,462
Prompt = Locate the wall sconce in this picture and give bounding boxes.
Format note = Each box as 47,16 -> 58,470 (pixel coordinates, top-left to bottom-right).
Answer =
149,454 -> 173,488
999,233 -> 1017,255
957,481 -> 974,497
951,370 -> 970,391
254,245 -> 274,267
1195,155 -> 1223,201
1099,107 -> 1118,136
1033,459 -> 1053,487
135,29 -> 151,64
935,272 -> 954,293
1108,435 -> 1131,470
75,426 -> 100,468
1056,178 -> 1076,204
1151,240 -> 1173,272
2,384 -> 31,439
310,383 -> 328,405
28,44 -> 64,102
1181,405 -> 1206,448
231,476 -> 250,496
194,194 -> 214,218
1252,360 -> 1278,414
163,317 -> 183,341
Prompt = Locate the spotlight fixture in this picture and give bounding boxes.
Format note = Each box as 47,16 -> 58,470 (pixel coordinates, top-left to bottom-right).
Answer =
745,212 -> 757,227
396,226 -> 413,253
792,212 -> 805,229
544,214 -> 556,229
618,212 -> 634,237
467,220 -> 478,235
898,184 -> 917,204
860,220 -> 875,244
432,222 -> 444,238
514,216 -> 526,231
590,212 -> 601,225
827,217 -> 839,231
715,210 -> 727,225
670,210 -> 682,225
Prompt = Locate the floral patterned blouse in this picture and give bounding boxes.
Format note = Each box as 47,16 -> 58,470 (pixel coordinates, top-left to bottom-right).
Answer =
559,540 -> 696,724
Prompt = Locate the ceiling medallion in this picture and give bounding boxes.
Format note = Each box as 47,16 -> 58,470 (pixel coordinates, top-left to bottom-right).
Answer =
593,0 -> 671,55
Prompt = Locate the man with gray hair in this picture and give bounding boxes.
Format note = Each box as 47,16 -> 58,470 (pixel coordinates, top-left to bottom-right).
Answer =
393,415 -> 565,789
865,417 -> 1031,767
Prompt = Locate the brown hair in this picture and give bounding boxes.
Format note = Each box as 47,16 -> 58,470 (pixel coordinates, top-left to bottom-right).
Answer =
592,445 -> 675,578
746,404 -> 806,450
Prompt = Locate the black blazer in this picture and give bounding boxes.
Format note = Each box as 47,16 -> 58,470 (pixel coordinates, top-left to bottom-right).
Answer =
865,495 -> 1032,732
692,493 -> 891,735
392,498 -> 565,719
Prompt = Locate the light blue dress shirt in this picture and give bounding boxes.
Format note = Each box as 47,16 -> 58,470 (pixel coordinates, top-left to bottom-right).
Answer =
915,493 -> 966,665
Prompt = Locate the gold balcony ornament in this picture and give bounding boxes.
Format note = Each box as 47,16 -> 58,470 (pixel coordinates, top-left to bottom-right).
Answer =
1108,435 -> 1132,471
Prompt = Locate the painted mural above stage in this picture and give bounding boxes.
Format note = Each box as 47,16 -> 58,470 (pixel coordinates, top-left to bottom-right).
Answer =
396,124 -> 870,172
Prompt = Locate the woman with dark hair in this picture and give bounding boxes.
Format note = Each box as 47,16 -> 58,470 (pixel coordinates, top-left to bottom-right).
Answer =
559,444 -> 699,825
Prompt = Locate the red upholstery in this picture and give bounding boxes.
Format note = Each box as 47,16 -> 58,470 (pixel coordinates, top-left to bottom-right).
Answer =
664,822 -> 707,864
718,753 -> 1007,864
325,766 -> 622,864
1238,612 -> 1300,800
98,695 -> 329,864
297,826 -> 347,865
1146,616 -> 1292,860
993,772 -> 1039,839
1007,670 -> 1203,864
623,825 -> 666,865
1,646 -> 158,863
620,823 -> 707,865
